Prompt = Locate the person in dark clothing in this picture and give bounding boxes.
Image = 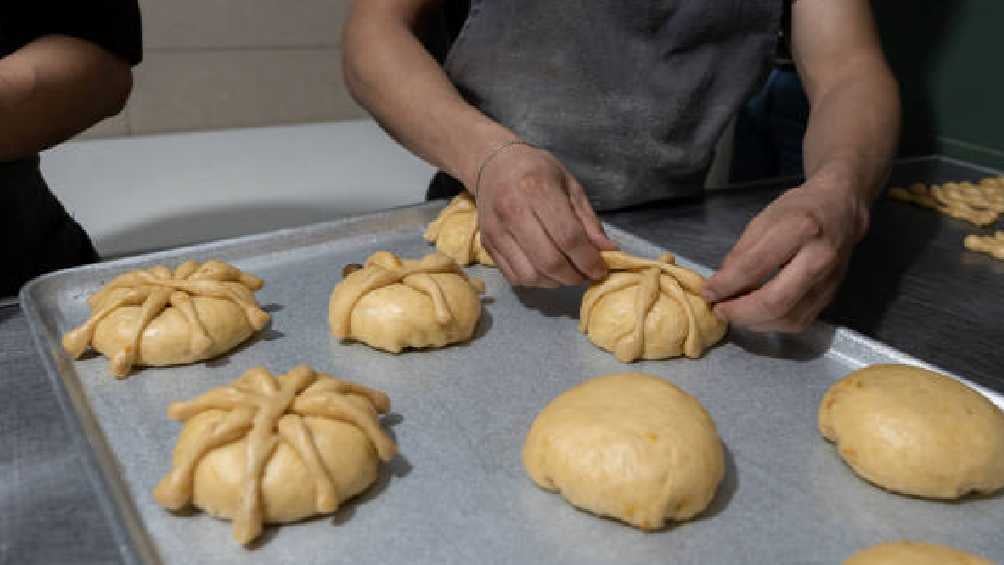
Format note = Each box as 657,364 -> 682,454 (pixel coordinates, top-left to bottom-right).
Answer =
0,2 -> 142,296
343,0 -> 900,333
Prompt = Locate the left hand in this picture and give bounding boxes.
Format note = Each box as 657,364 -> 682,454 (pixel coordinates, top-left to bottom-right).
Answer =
703,172 -> 871,333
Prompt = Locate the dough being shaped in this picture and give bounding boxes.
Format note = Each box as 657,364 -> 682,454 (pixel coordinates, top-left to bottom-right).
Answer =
579,251 -> 727,362
423,193 -> 493,266
523,373 -> 724,530
328,251 -> 485,353
153,365 -> 397,544
819,364 -> 1004,499
845,541 -> 992,565
62,259 -> 269,378
424,192 -> 495,266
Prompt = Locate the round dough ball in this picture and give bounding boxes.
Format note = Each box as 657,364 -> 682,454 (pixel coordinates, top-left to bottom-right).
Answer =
92,297 -> 254,367
845,541 -> 992,565
819,364 -> 1004,499
178,410 -> 379,524
349,274 -> 482,353
523,373 -> 724,529
329,252 -> 484,353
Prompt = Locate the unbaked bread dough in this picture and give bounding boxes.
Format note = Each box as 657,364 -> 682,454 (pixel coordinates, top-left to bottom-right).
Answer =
579,251 -> 727,362
153,365 -> 398,544
329,251 -> 485,353
523,373 -> 724,530
62,260 -> 270,378
845,541 -> 992,565
819,364 -> 1004,499
965,231 -> 1004,260
888,179 -> 1003,227
424,192 -> 495,266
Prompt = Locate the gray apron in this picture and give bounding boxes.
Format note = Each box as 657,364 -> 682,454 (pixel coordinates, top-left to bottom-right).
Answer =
442,0 -> 783,210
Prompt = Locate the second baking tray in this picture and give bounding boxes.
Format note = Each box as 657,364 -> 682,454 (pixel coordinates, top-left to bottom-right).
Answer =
22,202 -> 1004,564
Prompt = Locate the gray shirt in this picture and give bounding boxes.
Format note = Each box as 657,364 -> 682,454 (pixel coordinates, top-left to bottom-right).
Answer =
444,1 -> 783,210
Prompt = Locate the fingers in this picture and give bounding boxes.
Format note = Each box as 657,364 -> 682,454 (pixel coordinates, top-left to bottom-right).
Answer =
705,210 -> 822,302
567,180 -> 618,252
746,278 -> 839,333
482,225 -> 560,288
712,239 -> 838,327
533,188 -> 607,280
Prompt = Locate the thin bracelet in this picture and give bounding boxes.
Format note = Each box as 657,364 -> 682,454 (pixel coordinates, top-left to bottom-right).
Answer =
473,140 -> 537,196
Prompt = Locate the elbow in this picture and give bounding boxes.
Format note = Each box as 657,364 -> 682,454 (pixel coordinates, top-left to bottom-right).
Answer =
102,62 -> 134,118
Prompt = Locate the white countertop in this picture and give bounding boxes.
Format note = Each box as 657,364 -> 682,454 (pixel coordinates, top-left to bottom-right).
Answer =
40,119 -> 434,258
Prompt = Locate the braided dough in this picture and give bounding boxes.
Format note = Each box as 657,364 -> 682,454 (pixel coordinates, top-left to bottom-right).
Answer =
888,179 -> 1003,227
579,251 -> 727,362
819,364 -> 1004,499
424,193 -> 495,266
964,231 -> 1004,260
62,260 -> 269,378
153,365 -> 397,544
524,373 -> 724,530
845,541 -> 992,565
328,251 -> 485,353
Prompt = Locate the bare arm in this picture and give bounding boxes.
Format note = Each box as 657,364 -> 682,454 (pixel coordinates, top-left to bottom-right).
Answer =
705,0 -> 900,332
0,35 -> 133,161
342,0 -> 613,287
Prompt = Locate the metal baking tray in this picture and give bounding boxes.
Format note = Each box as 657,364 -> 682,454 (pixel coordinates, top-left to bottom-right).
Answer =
21,202 -> 1004,564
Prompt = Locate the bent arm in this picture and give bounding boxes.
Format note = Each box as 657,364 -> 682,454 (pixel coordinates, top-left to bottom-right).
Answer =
0,35 -> 133,161
342,0 -> 515,190
792,0 -> 901,206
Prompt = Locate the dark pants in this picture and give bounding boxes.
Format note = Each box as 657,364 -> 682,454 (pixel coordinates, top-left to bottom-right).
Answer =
730,67 -> 810,183
1,156 -> 98,296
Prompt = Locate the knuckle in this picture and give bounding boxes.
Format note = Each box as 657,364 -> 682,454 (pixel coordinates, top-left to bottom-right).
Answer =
793,211 -> 822,240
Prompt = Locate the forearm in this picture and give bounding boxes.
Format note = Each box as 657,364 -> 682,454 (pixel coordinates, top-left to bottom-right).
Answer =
342,1 -> 515,190
801,63 -> 900,205
0,35 -> 133,161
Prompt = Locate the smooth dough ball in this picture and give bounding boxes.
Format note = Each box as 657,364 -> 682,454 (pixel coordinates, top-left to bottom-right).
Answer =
92,298 -> 253,367
329,251 -> 484,353
178,411 -> 379,524
845,541 -> 992,565
523,373 -> 724,529
819,364 -> 1004,499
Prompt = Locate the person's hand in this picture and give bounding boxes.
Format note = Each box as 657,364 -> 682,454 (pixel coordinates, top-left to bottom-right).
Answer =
703,173 -> 871,332
475,144 -> 617,287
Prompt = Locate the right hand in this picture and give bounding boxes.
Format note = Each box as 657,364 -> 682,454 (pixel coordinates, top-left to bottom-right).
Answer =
475,144 -> 617,287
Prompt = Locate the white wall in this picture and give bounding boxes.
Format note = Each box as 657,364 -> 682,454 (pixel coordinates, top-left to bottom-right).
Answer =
41,120 -> 434,257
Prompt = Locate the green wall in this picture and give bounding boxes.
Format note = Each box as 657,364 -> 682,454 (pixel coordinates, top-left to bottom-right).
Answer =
874,0 -> 1004,168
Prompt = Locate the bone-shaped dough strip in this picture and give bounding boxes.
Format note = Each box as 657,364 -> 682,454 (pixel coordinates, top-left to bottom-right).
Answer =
63,288 -> 148,358
403,273 -> 454,325
600,251 -> 705,295
167,387 -> 254,421
578,273 -> 638,333
153,406 -> 255,510
190,259 -> 264,290
277,414 -> 340,513
174,260 -> 200,280
168,291 -> 213,357
111,287 -> 173,377
306,375 -> 391,414
293,393 -> 398,462
660,276 -> 703,359
614,267 -> 661,363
